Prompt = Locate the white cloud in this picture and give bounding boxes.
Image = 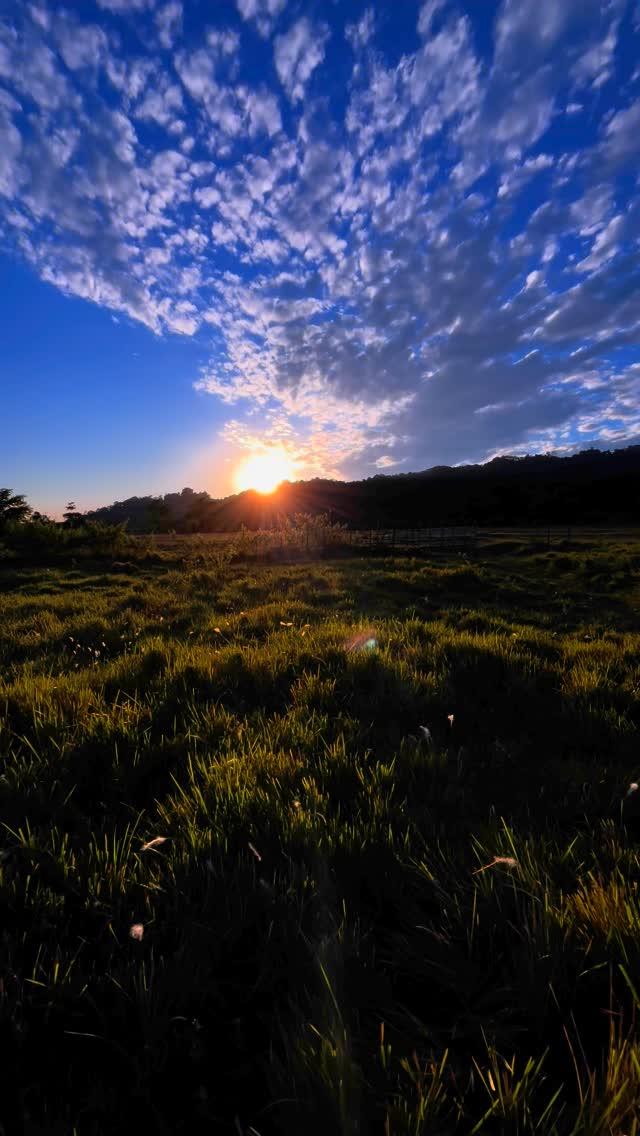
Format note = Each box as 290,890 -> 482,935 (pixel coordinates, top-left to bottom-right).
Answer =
346,8 -> 375,50
570,185 -> 614,235
96,0 -> 153,11
572,20 -> 619,89
525,269 -> 543,290
236,0 -> 287,39
175,38 -> 275,139
274,18 -> 330,102
497,153 -> 554,198
494,0 -> 588,70
106,55 -> 154,99
55,19 -> 109,71
135,75 -> 184,128
206,28 -> 241,57
600,99 -> 640,166
0,25 -> 74,110
239,86 -> 282,136
577,213 -> 624,273
194,186 -> 220,208
155,1 -> 182,49
0,104 -> 22,198
417,0 -> 447,38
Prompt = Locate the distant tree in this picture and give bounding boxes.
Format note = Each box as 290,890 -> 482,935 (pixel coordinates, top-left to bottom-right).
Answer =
0,488 -> 31,531
147,499 -> 171,533
63,501 -> 83,528
184,496 -> 214,532
30,511 -> 53,525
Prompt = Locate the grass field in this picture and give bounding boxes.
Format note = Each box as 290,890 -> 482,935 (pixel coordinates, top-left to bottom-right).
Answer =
2,540 -> 640,1134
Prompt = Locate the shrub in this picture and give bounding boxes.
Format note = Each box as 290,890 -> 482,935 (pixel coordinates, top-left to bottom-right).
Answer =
1,518 -> 130,561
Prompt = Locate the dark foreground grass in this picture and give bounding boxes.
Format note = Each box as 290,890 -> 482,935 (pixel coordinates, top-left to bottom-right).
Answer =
1,543 -> 640,1134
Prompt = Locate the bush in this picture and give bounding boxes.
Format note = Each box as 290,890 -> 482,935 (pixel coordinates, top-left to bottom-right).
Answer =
1,518 -> 130,561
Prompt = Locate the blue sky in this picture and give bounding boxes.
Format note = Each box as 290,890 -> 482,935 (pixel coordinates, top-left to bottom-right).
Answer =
1,0 -> 640,514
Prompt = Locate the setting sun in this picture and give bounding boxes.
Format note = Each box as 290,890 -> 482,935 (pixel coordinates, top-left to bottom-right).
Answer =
234,450 -> 295,494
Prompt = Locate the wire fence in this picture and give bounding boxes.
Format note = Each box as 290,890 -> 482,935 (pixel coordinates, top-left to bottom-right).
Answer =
344,524 -> 640,552
143,523 -> 640,561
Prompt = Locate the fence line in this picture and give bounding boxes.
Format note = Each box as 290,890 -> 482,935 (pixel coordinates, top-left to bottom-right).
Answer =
334,523 -> 640,551
146,523 -> 639,560
346,526 -> 478,552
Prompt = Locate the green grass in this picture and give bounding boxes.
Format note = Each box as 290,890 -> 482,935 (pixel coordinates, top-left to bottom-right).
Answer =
1,542 -> 640,1134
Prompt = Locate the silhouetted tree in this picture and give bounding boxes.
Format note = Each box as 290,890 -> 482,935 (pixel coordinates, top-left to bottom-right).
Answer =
146,499 -> 171,533
63,501 -> 83,528
0,488 -> 31,531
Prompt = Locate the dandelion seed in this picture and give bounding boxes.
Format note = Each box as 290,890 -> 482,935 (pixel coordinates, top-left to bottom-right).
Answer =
447,714 -> 454,726
140,836 -> 168,852
626,782 -> 638,798
248,842 -> 262,862
129,923 -> 144,941
292,799 -> 301,810
213,627 -> 221,633
473,856 -> 518,875
419,726 -> 432,742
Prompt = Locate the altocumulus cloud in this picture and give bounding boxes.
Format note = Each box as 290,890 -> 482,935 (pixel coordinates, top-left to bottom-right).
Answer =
1,0 -> 640,475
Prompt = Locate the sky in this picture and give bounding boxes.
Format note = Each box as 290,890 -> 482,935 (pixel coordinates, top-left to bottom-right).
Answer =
1,0 -> 640,514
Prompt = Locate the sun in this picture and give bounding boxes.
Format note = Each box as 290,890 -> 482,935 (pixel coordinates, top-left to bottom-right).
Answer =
234,449 -> 295,494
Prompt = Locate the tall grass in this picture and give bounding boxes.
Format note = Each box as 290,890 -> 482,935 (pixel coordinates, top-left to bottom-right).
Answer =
1,541 -> 639,1132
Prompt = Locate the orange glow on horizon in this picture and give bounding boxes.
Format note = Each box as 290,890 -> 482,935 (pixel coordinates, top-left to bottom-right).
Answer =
233,449 -> 295,494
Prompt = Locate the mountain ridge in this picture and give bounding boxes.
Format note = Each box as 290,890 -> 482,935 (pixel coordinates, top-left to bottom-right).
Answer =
86,445 -> 640,531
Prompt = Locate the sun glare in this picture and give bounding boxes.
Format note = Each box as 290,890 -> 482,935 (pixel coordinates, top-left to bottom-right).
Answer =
234,450 -> 294,494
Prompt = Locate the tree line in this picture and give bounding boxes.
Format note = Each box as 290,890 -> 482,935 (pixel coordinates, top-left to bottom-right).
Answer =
85,446 -> 640,531
2,446 -> 640,540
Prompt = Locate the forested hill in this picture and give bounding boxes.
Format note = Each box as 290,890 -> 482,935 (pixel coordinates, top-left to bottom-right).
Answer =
86,446 -> 640,532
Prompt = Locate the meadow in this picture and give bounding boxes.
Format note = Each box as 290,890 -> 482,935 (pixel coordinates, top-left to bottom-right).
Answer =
1,537 -> 640,1134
